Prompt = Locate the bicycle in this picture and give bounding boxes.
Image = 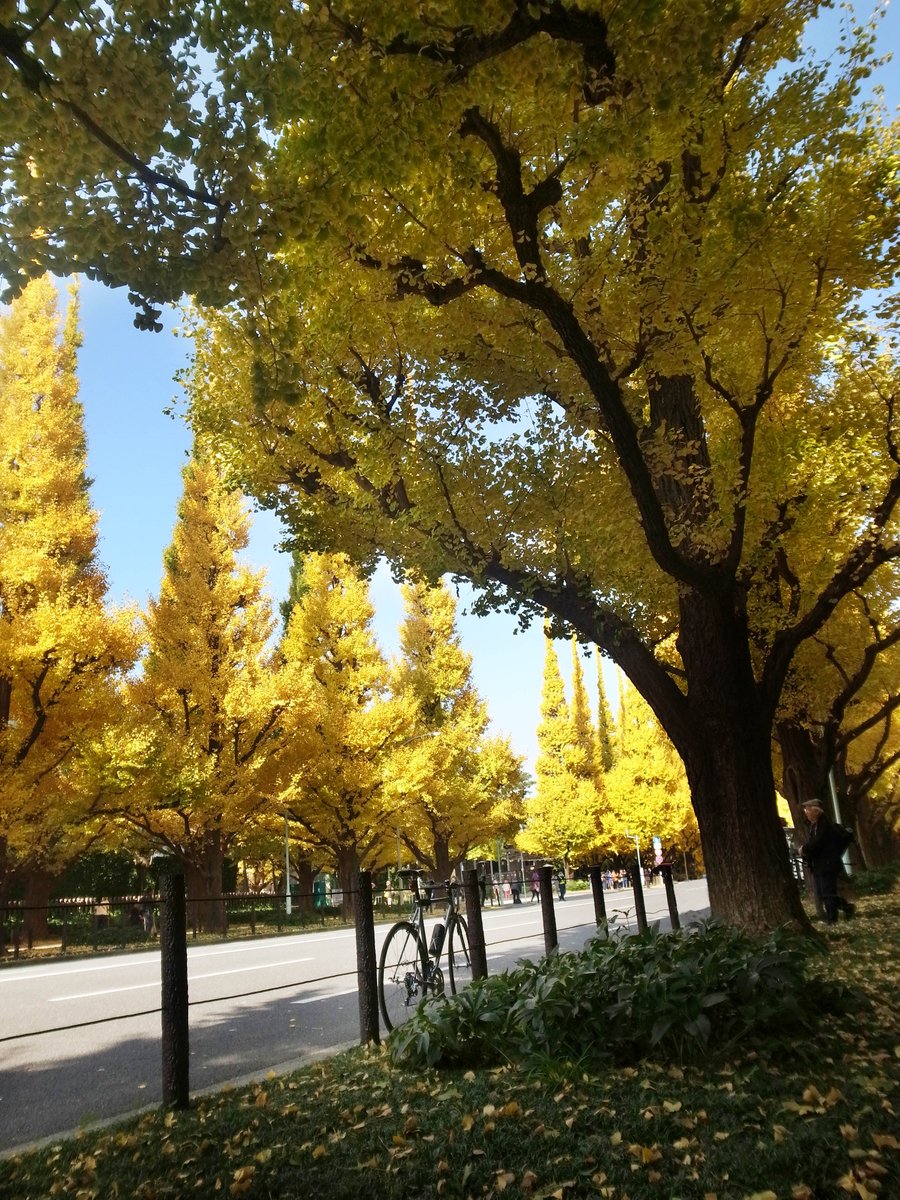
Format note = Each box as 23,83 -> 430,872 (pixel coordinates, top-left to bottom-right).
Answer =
377,869 -> 473,1031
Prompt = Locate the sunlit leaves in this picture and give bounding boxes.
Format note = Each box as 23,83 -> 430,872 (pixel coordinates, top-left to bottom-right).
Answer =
116,454 -> 284,898
3,889 -> 900,1199
0,277 -> 139,880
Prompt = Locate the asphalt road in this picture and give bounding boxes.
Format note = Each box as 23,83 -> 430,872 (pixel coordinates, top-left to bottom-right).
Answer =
0,879 -> 709,1154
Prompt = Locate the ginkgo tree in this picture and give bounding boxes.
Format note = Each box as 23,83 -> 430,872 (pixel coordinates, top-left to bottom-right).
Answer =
519,635 -> 607,867
604,679 -> 701,871
4,2 -> 899,931
276,552 -> 417,916
110,454 -> 285,933
388,576 -> 527,878
0,277 -> 138,916
776,578 -> 900,861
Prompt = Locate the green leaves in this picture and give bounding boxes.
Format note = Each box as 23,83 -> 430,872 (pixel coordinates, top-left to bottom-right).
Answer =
389,918 -> 853,1072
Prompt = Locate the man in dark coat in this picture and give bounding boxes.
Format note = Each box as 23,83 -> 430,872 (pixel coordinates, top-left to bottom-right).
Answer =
800,799 -> 855,923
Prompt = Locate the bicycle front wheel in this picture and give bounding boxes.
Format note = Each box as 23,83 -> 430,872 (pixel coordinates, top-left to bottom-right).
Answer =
378,921 -> 429,1032
446,913 -> 473,995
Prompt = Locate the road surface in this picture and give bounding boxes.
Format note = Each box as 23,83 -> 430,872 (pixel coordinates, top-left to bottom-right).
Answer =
0,879 -> 709,1153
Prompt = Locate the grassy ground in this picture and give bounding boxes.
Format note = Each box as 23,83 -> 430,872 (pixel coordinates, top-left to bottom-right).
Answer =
2,892 -> 898,1200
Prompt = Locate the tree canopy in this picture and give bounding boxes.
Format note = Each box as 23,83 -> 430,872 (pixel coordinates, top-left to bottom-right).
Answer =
112,454 -> 285,929
0,278 -> 137,894
3,1 -> 898,929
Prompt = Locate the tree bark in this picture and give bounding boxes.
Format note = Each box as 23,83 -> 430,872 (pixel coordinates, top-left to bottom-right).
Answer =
336,845 -> 360,921
433,835 -> 452,883
674,589 -> 811,933
295,857 -> 315,914
23,864 -> 54,942
777,719 -> 831,831
184,833 -> 226,935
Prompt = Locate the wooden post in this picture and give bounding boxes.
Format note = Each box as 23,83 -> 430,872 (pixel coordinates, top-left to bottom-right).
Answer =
631,865 -> 648,934
159,861 -> 190,1109
538,865 -> 558,955
588,864 -> 607,928
355,871 -> 379,1045
462,868 -> 488,980
655,863 -> 681,931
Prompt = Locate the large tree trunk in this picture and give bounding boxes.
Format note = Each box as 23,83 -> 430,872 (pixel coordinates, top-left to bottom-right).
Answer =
855,794 -> 899,867
295,857 -> 315,914
674,590 -> 810,933
777,720 -> 831,831
23,864 -> 54,943
336,845 -> 360,921
184,833 -> 226,935
433,835 -> 453,884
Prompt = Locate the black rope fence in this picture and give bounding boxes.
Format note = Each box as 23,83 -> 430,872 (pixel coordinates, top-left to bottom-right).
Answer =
2,866 -> 688,1110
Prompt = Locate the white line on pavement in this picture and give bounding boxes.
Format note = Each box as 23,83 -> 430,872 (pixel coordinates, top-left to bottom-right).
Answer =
49,957 -> 315,1001
291,989 -> 356,1005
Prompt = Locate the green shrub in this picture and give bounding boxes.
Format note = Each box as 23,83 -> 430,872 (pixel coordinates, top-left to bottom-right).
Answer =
389,920 -> 856,1072
850,862 -> 900,896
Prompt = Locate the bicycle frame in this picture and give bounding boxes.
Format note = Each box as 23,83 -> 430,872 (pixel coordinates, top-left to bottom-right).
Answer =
404,872 -> 460,972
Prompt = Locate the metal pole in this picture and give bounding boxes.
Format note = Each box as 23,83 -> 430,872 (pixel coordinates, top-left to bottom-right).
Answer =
538,865 -> 558,955
828,767 -> 854,875
355,871 -> 379,1045
159,863 -> 190,1109
462,868 -> 488,980
284,816 -> 292,916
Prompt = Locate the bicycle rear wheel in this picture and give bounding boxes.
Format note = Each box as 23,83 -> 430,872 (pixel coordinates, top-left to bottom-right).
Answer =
378,920 -> 429,1032
446,913 -> 473,995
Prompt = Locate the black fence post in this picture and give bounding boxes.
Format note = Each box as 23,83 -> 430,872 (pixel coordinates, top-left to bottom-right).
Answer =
538,865 -> 558,955
655,863 -> 681,930
462,868 -> 488,981
588,865 -> 607,928
355,871 -> 379,1045
159,860 -> 190,1109
631,866 -> 648,934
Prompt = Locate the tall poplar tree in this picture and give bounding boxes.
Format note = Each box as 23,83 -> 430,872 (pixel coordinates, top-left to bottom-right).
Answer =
389,577 -> 526,877
0,277 -> 137,910
120,455 -> 284,931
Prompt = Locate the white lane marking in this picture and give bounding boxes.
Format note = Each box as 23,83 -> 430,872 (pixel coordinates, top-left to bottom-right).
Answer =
0,930 -> 354,983
49,957 -> 314,1001
291,988 -> 356,1005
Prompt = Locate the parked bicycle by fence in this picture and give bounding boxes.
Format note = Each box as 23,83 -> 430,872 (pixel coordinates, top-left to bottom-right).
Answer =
378,869 -> 472,1030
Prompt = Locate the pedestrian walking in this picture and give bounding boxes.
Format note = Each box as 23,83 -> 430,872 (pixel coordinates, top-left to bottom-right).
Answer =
530,869 -> 540,903
800,799 -> 855,923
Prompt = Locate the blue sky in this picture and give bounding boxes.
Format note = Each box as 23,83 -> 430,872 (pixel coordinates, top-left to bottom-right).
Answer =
73,279 -> 568,775
66,3 -> 896,776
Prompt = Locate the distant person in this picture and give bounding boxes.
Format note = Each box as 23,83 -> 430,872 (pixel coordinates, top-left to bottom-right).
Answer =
530,869 -> 540,904
556,871 -> 567,901
800,798 -> 855,923
510,876 -> 522,904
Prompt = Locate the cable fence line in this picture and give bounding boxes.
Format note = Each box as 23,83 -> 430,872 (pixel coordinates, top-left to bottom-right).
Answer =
0,880 -> 458,962
0,1007 -> 164,1044
0,966 -> 363,1046
5,863 -> 687,1113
